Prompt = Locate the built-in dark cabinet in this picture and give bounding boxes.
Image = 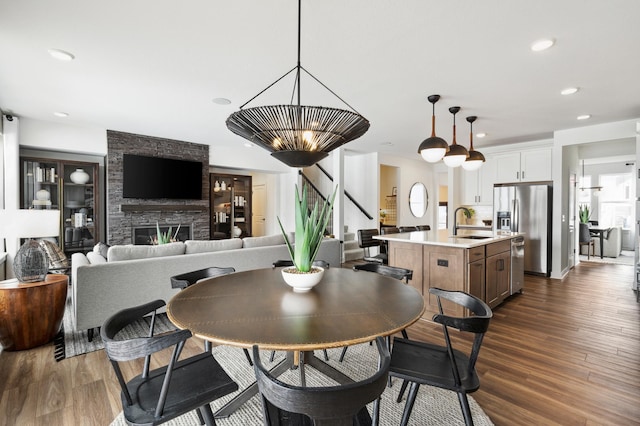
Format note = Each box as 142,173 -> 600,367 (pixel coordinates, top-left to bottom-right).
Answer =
209,174 -> 252,239
20,157 -> 100,256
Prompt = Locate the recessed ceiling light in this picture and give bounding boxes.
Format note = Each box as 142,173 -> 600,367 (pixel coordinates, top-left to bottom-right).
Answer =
381,142 -> 394,146
531,38 -> 555,52
212,98 -> 231,105
244,142 -> 254,148
476,132 -> 487,138
53,112 -> 69,117
577,114 -> 591,120
561,87 -> 579,95
47,48 -> 75,61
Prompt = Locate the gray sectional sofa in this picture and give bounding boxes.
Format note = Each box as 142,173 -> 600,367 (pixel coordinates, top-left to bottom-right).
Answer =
71,234 -> 341,334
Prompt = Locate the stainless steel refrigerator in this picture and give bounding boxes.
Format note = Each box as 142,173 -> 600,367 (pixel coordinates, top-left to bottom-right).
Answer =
493,182 -> 552,276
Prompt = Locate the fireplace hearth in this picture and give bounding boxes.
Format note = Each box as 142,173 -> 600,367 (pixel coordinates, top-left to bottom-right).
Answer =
133,224 -> 192,245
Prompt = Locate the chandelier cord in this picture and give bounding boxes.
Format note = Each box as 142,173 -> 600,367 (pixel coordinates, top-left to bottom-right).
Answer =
237,0 -> 362,115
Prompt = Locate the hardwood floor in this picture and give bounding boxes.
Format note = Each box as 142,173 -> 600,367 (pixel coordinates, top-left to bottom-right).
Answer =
0,262 -> 638,425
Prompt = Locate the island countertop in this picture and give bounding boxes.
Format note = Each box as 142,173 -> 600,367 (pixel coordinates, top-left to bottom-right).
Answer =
374,229 -> 523,248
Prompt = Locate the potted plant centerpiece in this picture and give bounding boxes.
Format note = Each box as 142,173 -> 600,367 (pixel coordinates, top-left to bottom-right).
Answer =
277,184 -> 337,292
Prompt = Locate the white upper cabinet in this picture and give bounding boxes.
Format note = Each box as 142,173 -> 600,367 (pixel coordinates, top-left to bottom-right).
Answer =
462,155 -> 496,205
494,147 -> 552,183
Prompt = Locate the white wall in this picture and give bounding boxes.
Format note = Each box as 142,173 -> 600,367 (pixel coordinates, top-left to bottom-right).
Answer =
379,153 -> 435,228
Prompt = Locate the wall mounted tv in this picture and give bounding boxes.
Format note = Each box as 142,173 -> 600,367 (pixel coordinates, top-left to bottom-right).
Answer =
122,154 -> 203,200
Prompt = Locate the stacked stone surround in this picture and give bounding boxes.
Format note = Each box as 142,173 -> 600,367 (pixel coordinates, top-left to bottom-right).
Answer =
107,130 -> 210,245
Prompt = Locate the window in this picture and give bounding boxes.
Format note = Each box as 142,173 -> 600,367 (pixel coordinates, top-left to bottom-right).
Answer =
598,173 -> 634,228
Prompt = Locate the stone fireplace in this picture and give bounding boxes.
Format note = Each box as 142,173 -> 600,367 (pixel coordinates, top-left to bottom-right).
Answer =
106,131 -> 210,245
132,224 -> 193,245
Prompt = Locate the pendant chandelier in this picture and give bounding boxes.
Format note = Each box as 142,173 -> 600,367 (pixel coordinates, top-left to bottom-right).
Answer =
417,95 -> 449,162
226,0 -> 370,168
461,116 -> 486,171
579,159 -> 603,192
442,106 -> 469,168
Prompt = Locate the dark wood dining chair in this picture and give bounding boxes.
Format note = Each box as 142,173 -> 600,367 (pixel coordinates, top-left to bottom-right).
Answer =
101,299 -> 238,426
253,336 -> 390,426
272,259 -> 330,269
170,266 -> 254,366
390,288 -> 492,426
339,263 -> 414,364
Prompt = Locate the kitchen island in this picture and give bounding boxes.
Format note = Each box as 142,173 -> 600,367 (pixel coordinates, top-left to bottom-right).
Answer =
375,229 -> 523,318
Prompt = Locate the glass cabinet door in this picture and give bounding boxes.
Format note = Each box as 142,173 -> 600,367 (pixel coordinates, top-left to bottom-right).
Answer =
210,174 -> 252,239
21,160 -> 60,210
62,164 -> 97,254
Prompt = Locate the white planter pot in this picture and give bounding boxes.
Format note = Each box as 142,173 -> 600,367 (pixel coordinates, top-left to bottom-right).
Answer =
281,267 -> 324,293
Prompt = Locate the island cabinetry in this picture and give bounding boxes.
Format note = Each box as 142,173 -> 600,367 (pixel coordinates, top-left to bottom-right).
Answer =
467,246 -> 486,301
485,240 -> 511,308
424,245 -> 467,316
388,241 -> 424,297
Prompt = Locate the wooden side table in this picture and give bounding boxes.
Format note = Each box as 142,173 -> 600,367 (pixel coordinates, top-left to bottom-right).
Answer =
0,274 -> 68,351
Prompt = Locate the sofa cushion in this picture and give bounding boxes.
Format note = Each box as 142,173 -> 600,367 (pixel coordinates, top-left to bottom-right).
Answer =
86,251 -> 107,264
107,242 -> 186,262
185,239 -> 243,254
242,234 -> 285,248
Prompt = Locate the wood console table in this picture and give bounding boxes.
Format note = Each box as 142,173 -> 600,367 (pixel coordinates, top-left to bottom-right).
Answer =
0,274 -> 68,351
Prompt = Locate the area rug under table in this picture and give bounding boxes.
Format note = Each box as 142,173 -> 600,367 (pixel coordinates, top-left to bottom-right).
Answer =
54,295 -> 177,361
110,343 -> 494,426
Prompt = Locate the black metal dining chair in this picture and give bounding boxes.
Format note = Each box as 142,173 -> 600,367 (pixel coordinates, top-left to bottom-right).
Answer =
358,228 -> 386,264
170,266 -> 254,366
101,299 -> 238,426
272,259 -> 330,269
253,336 -> 390,426
390,288 -> 493,426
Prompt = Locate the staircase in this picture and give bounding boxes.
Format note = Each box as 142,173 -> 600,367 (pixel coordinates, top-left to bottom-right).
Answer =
343,226 -> 363,262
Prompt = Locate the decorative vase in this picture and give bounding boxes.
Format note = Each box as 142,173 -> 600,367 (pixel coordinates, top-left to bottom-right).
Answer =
70,168 -> 90,184
232,225 -> 242,238
36,189 -> 51,201
281,266 -> 324,293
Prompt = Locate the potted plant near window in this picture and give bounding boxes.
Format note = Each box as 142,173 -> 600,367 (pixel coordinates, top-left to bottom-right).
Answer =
277,184 -> 337,292
578,204 -> 591,243
463,207 -> 476,225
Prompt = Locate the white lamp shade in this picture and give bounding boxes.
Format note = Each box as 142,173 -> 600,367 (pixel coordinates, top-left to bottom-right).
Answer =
420,147 -> 447,163
461,159 -> 484,171
443,154 -> 468,168
0,209 -> 60,239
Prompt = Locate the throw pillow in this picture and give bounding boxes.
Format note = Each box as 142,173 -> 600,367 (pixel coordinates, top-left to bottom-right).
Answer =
93,242 -> 110,258
86,251 -> 107,264
39,240 -> 70,270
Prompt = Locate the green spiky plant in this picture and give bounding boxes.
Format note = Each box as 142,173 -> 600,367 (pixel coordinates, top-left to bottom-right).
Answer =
277,184 -> 337,273
578,204 -> 591,224
153,222 -> 181,245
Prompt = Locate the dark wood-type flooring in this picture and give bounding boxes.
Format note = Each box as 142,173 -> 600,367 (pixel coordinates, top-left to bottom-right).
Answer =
0,261 -> 638,425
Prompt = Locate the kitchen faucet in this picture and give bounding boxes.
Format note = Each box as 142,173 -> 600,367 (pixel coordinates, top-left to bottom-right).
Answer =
453,207 -> 471,236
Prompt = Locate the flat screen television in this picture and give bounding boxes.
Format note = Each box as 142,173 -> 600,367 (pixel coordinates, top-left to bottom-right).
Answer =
122,154 -> 203,199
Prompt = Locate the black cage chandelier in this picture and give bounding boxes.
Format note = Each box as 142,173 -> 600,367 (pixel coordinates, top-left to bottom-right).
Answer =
226,0 -> 370,168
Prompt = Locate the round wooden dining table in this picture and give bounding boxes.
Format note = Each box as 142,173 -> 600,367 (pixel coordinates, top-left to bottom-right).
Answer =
167,266 -> 425,419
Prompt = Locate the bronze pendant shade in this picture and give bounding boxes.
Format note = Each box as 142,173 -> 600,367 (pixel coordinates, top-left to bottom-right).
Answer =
442,106 -> 469,168
461,116 -> 486,171
225,0 -> 369,168
417,94 -> 449,163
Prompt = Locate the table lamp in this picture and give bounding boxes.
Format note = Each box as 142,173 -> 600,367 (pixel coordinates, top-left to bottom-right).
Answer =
0,209 -> 60,282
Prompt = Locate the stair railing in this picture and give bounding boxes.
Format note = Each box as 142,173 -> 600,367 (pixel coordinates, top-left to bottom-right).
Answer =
299,172 -> 334,235
312,164 -> 373,220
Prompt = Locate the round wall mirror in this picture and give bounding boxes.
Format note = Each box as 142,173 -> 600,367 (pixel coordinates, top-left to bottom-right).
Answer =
409,182 -> 428,217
